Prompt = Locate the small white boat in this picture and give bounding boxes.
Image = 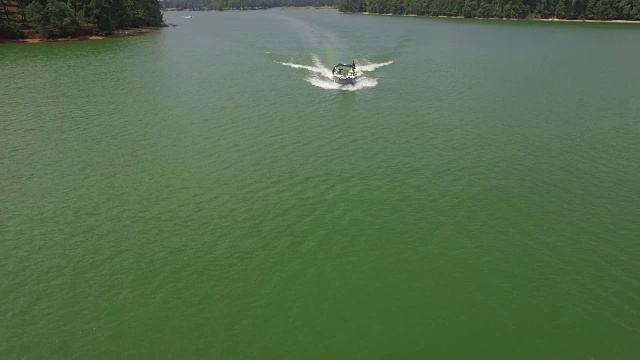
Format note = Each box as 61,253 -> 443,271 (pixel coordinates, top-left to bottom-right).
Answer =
183,16 -> 193,19
332,61 -> 356,85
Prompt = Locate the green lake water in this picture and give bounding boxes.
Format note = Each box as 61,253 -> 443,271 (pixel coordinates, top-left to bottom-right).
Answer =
2,9 -> 640,359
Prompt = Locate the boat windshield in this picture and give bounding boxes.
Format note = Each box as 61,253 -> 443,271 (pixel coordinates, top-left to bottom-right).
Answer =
333,64 -> 355,76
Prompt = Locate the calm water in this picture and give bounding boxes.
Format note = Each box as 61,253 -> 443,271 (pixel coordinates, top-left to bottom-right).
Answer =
2,10 -> 640,358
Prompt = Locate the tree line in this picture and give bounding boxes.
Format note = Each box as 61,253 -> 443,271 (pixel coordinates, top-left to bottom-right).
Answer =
1,0 -> 164,39
337,0 -> 640,20
160,0 -> 338,11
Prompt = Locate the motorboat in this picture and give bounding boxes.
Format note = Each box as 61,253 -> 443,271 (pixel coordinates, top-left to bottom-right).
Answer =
332,61 -> 356,85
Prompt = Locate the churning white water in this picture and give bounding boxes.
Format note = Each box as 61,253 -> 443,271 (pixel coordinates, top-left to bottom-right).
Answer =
279,56 -> 392,91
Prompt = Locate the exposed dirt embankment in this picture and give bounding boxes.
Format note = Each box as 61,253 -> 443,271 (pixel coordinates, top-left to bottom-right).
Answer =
1,26 -> 166,45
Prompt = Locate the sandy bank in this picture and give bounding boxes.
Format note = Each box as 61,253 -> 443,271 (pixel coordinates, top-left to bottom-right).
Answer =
0,27 -> 163,45
536,18 -> 639,23
343,12 -> 640,23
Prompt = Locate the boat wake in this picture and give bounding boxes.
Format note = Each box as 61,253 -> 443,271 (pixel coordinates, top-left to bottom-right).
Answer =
278,56 -> 393,91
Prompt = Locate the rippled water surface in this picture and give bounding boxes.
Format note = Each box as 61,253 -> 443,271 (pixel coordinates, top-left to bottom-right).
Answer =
2,10 -> 640,358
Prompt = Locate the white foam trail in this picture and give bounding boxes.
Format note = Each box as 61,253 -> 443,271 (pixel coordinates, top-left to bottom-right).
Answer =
358,61 -> 394,72
307,77 -> 379,91
280,62 -> 323,73
311,55 -> 327,71
278,57 -> 392,91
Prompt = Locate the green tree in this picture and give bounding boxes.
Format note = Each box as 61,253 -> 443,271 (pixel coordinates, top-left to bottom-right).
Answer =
337,0 -> 638,18
24,1 -> 45,35
478,0 -> 496,17
462,0 -> 478,17
555,0 -> 566,16
632,0 -> 640,19
43,0 -> 77,37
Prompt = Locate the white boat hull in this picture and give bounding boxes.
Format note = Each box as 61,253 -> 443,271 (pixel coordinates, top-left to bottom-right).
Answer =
333,76 -> 356,85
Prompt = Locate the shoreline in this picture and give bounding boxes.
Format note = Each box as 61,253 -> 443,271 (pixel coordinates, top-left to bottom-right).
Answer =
536,18 -> 639,23
165,8 -> 639,22
163,7 -> 336,11
343,12 -> 640,23
0,26 -> 163,45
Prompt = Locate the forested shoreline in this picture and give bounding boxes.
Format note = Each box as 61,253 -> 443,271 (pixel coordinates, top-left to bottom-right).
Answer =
160,0 -> 337,11
160,0 -> 639,20
3,0 -> 637,41
0,0 -> 164,40
337,0 -> 640,20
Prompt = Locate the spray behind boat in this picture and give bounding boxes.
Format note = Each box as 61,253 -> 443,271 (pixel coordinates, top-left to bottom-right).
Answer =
278,56 -> 393,90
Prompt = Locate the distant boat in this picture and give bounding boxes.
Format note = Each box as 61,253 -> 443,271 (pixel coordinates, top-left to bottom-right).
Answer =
183,16 -> 193,19
332,61 -> 356,85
